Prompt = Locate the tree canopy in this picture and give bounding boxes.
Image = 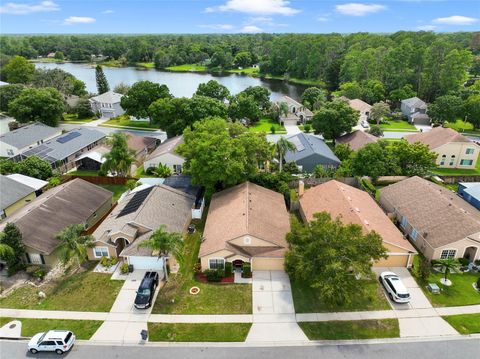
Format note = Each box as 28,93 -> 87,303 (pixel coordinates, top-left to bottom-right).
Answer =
312,100 -> 358,143
195,80 -> 230,101
95,65 -> 109,94
2,56 -> 35,84
301,87 -> 327,110
101,133 -> 136,176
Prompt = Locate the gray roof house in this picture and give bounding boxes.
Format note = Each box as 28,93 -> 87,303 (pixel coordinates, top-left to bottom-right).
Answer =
89,91 -> 125,119
401,97 -> 430,125
18,127 -> 106,173
88,185 -> 195,271
0,123 -> 62,158
0,175 -> 38,219
284,133 -> 340,172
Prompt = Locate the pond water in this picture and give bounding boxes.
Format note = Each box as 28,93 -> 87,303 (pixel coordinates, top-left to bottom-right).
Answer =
35,62 -> 307,101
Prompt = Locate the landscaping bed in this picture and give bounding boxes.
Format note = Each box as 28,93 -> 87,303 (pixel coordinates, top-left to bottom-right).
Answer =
147,323 -> 251,342
195,273 -> 234,283
442,313 -> 480,334
0,317 -> 102,339
299,319 -> 399,340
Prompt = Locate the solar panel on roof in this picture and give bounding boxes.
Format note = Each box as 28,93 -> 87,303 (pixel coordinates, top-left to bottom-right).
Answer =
117,186 -> 154,218
56,131 -> 81,144
289,136 -> 305,152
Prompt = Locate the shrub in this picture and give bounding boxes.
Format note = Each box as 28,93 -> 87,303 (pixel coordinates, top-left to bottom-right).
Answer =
475,259 -> 480,266
25,265 -> 46,280
304,124 -> 311,133
120,263 -> 129,274
270,125 -> 276,134
476,277 -> 480,291
204,269 -> 224,282
458,258 -> 470,266
419,256 -> 431,282
100,256 -> 108,266
225,262 -> 233,277
146,166 -> 156,175
242,263 -> 251,278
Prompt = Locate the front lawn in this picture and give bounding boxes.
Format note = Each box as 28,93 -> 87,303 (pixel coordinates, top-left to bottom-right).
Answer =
0,266 -> 122,312
0,317 -> 102,339
166,64 -> 207,72
291,278 -> 390,313
63,114 -> 96,123
379,119 -> 417,132
101,116 -> 159,130
248,118 -> 286,134
299,319 -> 399,340
442,313 -> 480,334
147,323 -> 251,342
444,119 -> 480,135
98,184 -> 129,202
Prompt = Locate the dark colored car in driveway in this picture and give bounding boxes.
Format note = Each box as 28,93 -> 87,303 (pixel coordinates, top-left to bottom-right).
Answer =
134,271 -> 159,309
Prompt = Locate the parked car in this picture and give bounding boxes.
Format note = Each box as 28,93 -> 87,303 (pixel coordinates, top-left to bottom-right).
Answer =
379,271 -> 411,303
361,120 -> 369,128
28,330 -> 75,354
134,271 -> 159,309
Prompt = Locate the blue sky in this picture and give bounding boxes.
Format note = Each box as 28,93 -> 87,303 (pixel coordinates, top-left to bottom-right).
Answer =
1,1 -> 479,34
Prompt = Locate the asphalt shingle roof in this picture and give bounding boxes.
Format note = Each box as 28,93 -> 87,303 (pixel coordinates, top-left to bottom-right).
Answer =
401,97 -> 427,109
0,123 -> 60,150
336,130 -> 379,151
284,133 -> 340,164
89,91 -> 123,104
0,175 -> 35,211
405,127 -> 475,150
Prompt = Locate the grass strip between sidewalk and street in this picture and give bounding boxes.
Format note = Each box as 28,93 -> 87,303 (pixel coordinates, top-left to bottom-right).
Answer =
147,323 -> 252,342
0,317 -> 102,340
442,313 -> 480,334
299,319 -> 400,340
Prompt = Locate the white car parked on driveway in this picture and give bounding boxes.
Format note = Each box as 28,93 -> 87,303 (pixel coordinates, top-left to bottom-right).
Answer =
379,271 -> 411,304
28,330 -> 75,354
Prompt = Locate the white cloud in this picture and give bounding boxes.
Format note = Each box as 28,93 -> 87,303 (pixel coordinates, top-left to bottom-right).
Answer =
417,25 -> 437,31
241,25 -> 263,33
335,3 -> 386,16
205,0 -> 300,16
317,16 -> 330,22
63,16 -> 96,25
199,24 -> 234,30
102,10 -> 114,14
0,0 -> 59,15
433,15 -> 478,25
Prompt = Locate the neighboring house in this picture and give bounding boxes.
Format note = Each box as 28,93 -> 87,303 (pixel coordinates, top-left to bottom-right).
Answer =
0,122 -> 62,158
299,180 -> 417,267
276,96 -> 313,125
458,182 -> 480,210
126,135 -> 158,163
348,99 -> 371,128
336,130 -> 379,151
379,176 -> 480,262
6,173 -> 48,196
0,178 -> 113,266
18,127 -> 106,173
284,133 -> 340,172
405,127 -> 480,169
144,136 -> 184,174
88,185 -> 195,271
89,91 -> 124,119
401,97 -> 430,125
0,175 -> 38,219
199,182 -> 290,271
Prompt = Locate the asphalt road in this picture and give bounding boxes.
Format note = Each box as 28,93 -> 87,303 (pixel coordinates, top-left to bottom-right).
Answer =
1,338 -> 479,359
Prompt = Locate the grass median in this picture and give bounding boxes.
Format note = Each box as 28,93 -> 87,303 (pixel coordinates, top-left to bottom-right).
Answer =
442,313 -> 480,334
147,323 -> 251,342
299,319 -> 400,340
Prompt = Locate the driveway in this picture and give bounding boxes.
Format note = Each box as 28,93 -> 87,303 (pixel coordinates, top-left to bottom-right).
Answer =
247,270 -> 308,343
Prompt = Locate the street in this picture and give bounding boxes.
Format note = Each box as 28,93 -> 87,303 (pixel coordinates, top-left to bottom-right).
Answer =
1,337 -> 479,359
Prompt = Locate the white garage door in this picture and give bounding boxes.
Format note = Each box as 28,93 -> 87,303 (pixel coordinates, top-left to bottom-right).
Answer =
128,256 -> 164,270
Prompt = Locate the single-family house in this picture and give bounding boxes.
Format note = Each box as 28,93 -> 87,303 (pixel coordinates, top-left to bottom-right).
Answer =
0,123 -> 62,158
401,97 -> 430,125
379,176 -> 480,262
405,127 -> 480,169
5,174 -> 48,195
336,130 -> 379,151
89,91 -> 124,119
144,136 -> 184,174
0,175 -> 38,219
458,182 -> 480,210
18,127 -> 106,173
299,180 -> 417,267
276,96 -> 313,125
284,133 -> 340,172
0,178 -> 113,266
88,185 -> 195,271
199,182 -> 290,271
348,99 -> 371,128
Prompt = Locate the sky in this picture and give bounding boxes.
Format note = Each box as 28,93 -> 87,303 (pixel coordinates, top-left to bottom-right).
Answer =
0,0 -> 479,34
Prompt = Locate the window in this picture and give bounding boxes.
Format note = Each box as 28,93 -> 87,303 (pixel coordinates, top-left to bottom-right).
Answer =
440,249 -> 456,260
209,258 -> 225,270
460,159 -> 473,166
173,164 -> 182,173
466,148 -> 475,155
400,216 -> 408,228
449,155 -> 455,166
94,247 -> 109,258
411,228 -> 417,241
440,154 -> 446,166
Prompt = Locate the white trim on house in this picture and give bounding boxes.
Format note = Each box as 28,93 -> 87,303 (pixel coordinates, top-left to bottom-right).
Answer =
208,257 -> 225,270
440,248 -> 457,260
462,245 -> 479,259
93,246 -> 110,258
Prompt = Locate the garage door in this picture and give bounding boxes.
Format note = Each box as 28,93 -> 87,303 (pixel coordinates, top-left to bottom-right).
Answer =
128,256 -> 164,270
374,254 -> 409,267
252,258 -> 285,271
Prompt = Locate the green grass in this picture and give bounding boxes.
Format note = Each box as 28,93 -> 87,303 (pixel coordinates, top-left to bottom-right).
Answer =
0,317 -> 102,339
62,114 -> 96,123
261,74 -> 324,86
291,278 -> 390,313
442,314 -> 480,334
444,119 -> 480,135
227,67 -> 259,75
134,165 -> 157,178
166,64 -> 207,72
379,120 -> 417,131
248,118 -> 287,134
0,266 -> 123,312
98,184 -> 129,202
148,323 -> 251,342
67,170 -> 100,177
136,62 -> 155,68
299,319 -> 400,340
102,115 -> 160,129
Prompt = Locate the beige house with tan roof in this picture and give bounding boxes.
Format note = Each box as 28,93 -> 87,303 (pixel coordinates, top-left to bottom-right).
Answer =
348,99 -> 371,128
199,182 -> 290,271
144,136 -> 184,174
379,176 -> 480,262
405,127 -> 480,169
299,180 -> 417,267
336,130 -> 379,151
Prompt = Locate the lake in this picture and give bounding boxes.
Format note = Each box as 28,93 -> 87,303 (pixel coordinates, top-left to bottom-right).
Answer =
35,62 -> 307,101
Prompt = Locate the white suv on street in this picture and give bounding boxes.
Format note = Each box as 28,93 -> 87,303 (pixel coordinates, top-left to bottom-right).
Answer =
379,271 -> 411,304
28,330 -> 75,355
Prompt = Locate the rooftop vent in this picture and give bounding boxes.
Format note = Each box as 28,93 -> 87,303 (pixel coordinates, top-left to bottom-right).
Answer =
364,219 -> 369,225
355,207 -> 360,212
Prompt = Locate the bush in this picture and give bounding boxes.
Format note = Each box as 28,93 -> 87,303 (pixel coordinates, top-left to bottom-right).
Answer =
458,258 -> 470,266
100,256 -> 108,266
120,263 -> 129,274
419,256 -> 431,282
476,277 -> 480,291
242,263 -> 251,278
224,262 -> 233,277
146,166 -> 156,175
25,265 -> 46,280
304,124 -> 311,133
204,269 -> 225,282
99,256 -> 118,268
475,259 -> 480,266
270,125 -> 276,134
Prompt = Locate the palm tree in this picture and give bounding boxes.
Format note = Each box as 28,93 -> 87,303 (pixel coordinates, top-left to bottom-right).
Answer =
101,133 -> 136,177
55,224 -> 94,270
276,137 -> 296,172
435,259 -> 459,284
138,225 -> 184,281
